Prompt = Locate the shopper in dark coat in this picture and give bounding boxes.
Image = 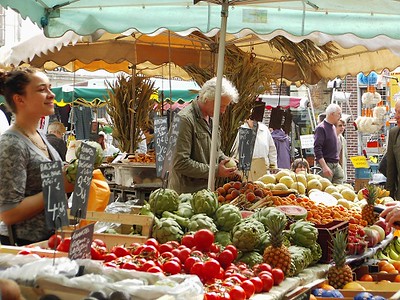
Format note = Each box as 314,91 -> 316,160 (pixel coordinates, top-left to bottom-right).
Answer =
271,128 -> 291,169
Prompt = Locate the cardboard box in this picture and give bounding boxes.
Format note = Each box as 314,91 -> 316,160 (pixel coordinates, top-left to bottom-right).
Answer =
355,178 -> 370,191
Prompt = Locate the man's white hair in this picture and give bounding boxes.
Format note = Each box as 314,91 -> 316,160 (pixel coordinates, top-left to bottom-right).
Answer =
325,103 -> 341,116
198,77 -> 239,104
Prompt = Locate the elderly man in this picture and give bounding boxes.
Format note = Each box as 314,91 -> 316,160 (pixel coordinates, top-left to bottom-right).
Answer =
46,121 -> 67,161
168,77 -> 239,194
314,103 -> 344,184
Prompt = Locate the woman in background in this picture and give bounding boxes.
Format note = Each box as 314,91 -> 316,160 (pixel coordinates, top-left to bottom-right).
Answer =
0,67 -> 72,245
336,118 -> 348,182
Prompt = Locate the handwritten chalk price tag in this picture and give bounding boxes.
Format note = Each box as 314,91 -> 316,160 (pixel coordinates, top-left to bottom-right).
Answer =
71,142 -> 96,219
350,156 -> 370,169
154,116 -> 169,177
238,124 -> 258,171
69,223 -> 94,260
40,161 -> 69,230
162,115 -> 181,178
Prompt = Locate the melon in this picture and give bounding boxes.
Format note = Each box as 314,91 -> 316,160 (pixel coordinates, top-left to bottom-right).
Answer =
274,183 -> 289,191
320,178 -> 332,191
341,188 -> 357,201
324,185 -> 339,194
290,182 -> 306,194
331,192 -> 344,200
275,170 -> 292,181
292,173 -> 307,187
265,183 -> 276,190
276,205 -> 307,220
259,174 -> 276,184
306,173 -> 316,181
279,175 -> 295,188
307,179 -> 323,191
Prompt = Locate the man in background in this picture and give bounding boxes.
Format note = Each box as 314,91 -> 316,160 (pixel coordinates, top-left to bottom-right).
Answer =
46,121 -> 67,161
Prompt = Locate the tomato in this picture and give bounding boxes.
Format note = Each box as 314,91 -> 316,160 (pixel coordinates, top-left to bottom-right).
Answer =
145,238 -> 159,249
147,266 -> 164,273
190,250 -> 204,258
121,262 -> 139,270
249,277 -> 263,293
253,263 -> 272,275
163,260 -> 181,275
259,274 -> 274,292
102,253 -> 117,263
160,251 -> 174,260
90,246 -> 104,260
56,237 -> 71,252
48,234 -> 62,249
240,279 -> 255,299
224,245 -> 238,259
218,250 -> 234,268
229,285 -> 246,300
166,241 -> 180,249
139,245 -> 159,259
92,238 -> 106,248
181,234 -> 195,249
224,276 -> 242,286
203,258 -> 221,279
171,248 -> 181,257
159,243 -> 174,254
139,260 -> 156,272
177,248 -> 191,263
104,262 -> 117,268
111,245 -> 130,258
209,243 -> 220,253
204,292 -> 220,300
193,229 -> 214,251
17,250 -> 32,255
184,256 -> 201,273
190,261 -> 205,278
258,271 -> 273,278
230,273 -> 247,282
271,268 -> 285,286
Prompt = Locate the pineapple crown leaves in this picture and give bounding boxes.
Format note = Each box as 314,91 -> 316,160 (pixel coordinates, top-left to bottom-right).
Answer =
362,184 -> 378,204
328,229 -> 348,267
264,213 -> 287,235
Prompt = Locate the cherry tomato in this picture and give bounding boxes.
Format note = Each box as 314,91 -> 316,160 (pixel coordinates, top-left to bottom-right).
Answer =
92,238 -> 106,248
159,243 -> 174,254
139,245 -> 159,259
141,260 -> 157,272
204,292 -> 219,300
209,243 -> 220,253
253,263 -> 272,275
224,245 -> 238,259
190,261 -> 205,278
102,253 -> 117,263
249,277 -> 263,293
166,240 -> 180,249
259,274 -> 274,292
184,256 -> 201,273
190,250 -> 204,257
121,262 -> 139,270
90,246 -> 104,260
145,238 -> 159,249
181,234 -> 195,249
147,266 -> 164,273
177,248 -> 191,263
111,245 -> 130,258
229,285 -> 246,300
171,248 -> 181,257
271,268 -> 285,286
56,237 -> 71,252
193,229 -> 214,251
163,260 -> 181,275
48,234 -> 62,249
230,273 -> 247,282
203,258 -> 221,279
160,251 -> 174,260
240,279 -> 255,299
224,276 -> 242,286
218,249 -> 234,268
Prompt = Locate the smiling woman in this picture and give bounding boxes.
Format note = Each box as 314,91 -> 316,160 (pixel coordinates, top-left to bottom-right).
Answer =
0,67 -> 73,246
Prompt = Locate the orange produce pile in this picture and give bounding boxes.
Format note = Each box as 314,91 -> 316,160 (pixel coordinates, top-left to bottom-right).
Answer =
270,194 -> 366,226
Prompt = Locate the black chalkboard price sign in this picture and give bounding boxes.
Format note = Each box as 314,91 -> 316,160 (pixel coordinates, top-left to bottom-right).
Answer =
238,123 -> 258,171
153,116 -> 169,177
71,142 -> 96,219
162,114 -> 181,178
40,161 -> 69,230
69,223 -> 94,260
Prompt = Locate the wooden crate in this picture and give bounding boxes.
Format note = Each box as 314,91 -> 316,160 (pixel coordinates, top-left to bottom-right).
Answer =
0,243 -> 68,258
64,208 -> 154,246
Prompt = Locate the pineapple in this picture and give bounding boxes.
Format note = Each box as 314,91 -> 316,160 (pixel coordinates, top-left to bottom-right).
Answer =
361,185 -> 378,225
263,213 -> 291,275
327,230 -> 353,289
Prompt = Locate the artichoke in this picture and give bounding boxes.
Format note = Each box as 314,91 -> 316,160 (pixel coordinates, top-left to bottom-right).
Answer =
152,217 -> 183,244
149,188 -> 180,217
237,251 -> 264,268
215,231 -> 232,247
251,207 -> 286,230
179,193 -> 193,203
290,221 -> 318,248
176,202 -> 193,218
214,204 -> 242,231
75,141 -> 104,168
191,189 -> 219,217
65,159 -> 79,183
231,219 -> 265,252
255,232 -> 271,254
187,213 -> 218,233
309,243 -> 322,264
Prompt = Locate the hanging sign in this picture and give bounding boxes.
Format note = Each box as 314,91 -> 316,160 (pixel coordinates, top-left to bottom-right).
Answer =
40,161 -> 69,230
153,116 -> 169,177
238,124 -> 258,171
69,223 -> 94,260
162,115 -> 182,178
350,156 -> 370,169
70,142 -> 96,219
299,134 -> 315,149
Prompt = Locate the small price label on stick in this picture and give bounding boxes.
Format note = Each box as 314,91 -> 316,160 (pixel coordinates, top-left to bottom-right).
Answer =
40,161 -> 69,230
162,114 -> 181,179
238,124 -> 258,171
71,142 -> 96,219
154,116 -> 169,177
69,223 -> 94,260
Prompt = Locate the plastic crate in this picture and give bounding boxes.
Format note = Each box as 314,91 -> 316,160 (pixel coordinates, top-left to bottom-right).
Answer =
355,168 -> 371,179
316,220 -> 349,263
